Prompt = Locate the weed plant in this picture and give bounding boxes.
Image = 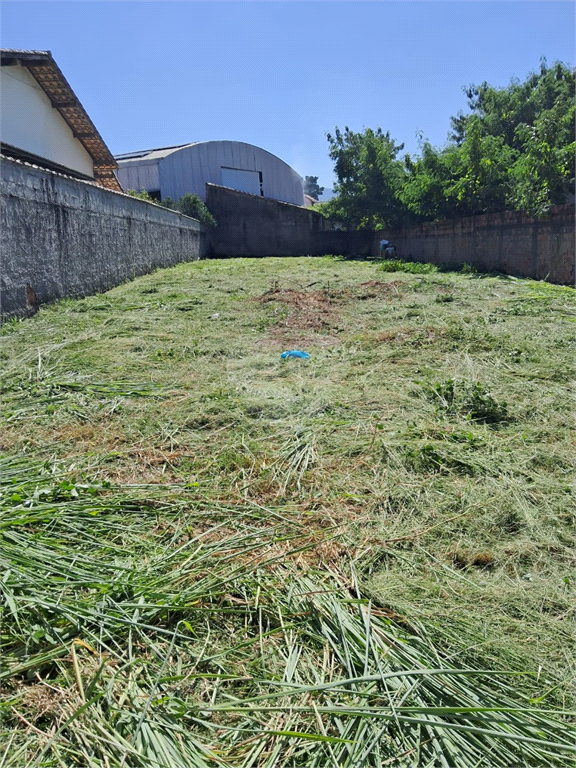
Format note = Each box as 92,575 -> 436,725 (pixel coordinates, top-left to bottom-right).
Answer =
1,256 -> 575,766
379,259 -> 438,274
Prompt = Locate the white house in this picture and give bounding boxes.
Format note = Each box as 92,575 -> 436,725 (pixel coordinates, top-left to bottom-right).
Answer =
115,141 -> 305,206
0,49 -> 121,191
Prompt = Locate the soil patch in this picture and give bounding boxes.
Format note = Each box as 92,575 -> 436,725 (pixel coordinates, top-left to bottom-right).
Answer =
356,280 -> 403,299
256,288 -> 339,329
255,288 -> 344,347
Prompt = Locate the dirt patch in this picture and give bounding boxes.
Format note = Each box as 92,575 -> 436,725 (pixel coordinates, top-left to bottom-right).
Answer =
254,282 -> 406,349
356,280 -> 403,299
255,288 -> 346,349
256,288 -> 340,331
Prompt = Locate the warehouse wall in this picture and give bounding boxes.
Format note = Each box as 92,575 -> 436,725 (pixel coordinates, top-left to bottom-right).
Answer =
115,156 -> 160,195
388,205 -> 575,285
117,141 -> 305,205
1,157 -> 205,317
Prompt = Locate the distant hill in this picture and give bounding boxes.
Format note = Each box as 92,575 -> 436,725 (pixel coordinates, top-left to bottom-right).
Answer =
318,187 -> 335,201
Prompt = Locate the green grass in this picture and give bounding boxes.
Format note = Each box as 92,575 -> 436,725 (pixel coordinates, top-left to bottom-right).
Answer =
1,256 -> 575,766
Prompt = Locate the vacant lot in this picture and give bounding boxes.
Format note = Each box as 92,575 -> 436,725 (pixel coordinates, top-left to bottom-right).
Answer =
2,256 -> 575,767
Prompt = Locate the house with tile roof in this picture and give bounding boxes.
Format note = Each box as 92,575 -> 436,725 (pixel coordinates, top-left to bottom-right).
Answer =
0,49 -> 121,191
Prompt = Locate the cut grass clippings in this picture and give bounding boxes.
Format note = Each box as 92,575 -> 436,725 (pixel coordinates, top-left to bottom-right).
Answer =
1,256 -> 575,766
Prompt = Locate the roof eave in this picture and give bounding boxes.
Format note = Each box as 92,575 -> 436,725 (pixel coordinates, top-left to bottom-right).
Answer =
1,48 -> 122,191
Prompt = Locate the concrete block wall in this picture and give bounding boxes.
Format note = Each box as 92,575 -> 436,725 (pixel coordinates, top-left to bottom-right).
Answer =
387,205 -> 575,285
206,184 -> 331,257
206,184 -> 375,258
206,185 -> 574,284
1,157 -> 206,317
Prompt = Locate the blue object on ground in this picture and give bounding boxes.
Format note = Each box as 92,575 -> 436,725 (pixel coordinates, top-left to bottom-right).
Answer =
281,350 -> 311,359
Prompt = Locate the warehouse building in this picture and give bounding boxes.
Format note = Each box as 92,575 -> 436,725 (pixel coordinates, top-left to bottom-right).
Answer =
0,49 -> 121,191
115,141 -> 305,206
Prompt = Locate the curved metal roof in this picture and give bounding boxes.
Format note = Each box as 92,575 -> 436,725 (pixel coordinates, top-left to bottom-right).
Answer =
114,143 -> 195,161
115,141 -> 302,176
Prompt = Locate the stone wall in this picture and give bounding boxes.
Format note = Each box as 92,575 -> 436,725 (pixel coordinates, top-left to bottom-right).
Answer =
206,184 -> 375,258
387,205 -> 575,285
1,157 -> 206,317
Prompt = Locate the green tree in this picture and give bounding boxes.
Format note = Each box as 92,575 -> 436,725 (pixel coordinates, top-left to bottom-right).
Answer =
509,94 -> 575,215
444,117 -> 517,216
451,60 -> 574,150
401,141 -> 458,221
326,126 -> 409,229
448,59 -> 574,215
176,193 -> 217,227
303,176 -> 325,200
401,60 -> 574,220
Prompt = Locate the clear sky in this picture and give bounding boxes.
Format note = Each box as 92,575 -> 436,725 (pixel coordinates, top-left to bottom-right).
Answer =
1,1 -> 574,194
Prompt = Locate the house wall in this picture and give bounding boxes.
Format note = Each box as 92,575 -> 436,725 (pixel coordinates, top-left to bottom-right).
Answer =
387,205 -> 575,285
0,64 -> 94,178
1,157 -> 205,317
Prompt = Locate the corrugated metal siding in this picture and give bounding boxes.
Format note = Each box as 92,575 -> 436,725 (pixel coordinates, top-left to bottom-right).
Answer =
116,158 -> 160,192
118,141 -> 304,205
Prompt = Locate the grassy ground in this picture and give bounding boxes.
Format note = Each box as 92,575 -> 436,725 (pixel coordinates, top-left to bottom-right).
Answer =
1,256 -> 575,766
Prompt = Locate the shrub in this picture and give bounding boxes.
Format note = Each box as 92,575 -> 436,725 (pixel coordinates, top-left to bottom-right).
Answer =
126,189 -> 157,203
125,190 -> 217,227
176,193 -> 217,227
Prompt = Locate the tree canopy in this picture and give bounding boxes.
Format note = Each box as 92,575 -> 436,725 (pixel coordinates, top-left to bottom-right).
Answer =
324,60 -> 574,228
303,176 -> 325,200
321,127 -> 408,229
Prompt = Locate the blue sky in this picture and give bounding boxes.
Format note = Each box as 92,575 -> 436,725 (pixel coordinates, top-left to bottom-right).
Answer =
2,1 -> 574,194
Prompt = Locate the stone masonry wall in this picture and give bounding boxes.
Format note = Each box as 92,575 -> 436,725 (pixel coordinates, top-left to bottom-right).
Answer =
1,157 -> 206,316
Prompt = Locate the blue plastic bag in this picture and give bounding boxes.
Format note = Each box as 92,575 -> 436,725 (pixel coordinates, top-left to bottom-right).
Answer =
280,350 -> 310,360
